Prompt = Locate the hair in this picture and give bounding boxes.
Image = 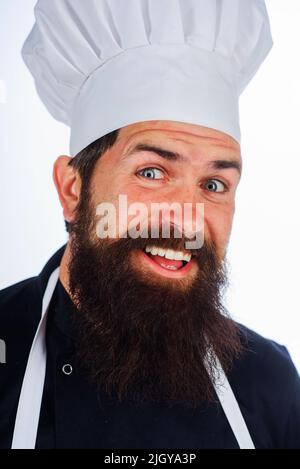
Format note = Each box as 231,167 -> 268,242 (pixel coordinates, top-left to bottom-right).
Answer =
65,128 -> 120,233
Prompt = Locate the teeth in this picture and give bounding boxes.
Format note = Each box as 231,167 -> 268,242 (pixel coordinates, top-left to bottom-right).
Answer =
165,249 -> 176,260
183,253 -> 192,262
174,251 -> 184,261
145,245 -> 191,262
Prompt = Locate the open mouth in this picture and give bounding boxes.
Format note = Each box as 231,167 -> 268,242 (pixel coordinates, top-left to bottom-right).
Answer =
138,245 -> 196,278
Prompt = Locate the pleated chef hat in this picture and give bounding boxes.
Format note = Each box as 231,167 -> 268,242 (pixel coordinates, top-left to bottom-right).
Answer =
22,0 -> 273,156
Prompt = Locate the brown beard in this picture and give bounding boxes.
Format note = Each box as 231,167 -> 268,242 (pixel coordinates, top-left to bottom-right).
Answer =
67,195 -> 244,410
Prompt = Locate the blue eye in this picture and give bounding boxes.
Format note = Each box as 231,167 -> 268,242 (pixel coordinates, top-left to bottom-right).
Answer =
139,167 -> 164,180
204,179 -> 227,193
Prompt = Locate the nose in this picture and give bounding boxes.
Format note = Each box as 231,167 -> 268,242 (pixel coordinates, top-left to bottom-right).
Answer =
160,186 -> 205,246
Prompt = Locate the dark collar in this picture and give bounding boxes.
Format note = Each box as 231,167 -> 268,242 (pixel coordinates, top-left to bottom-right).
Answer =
35,244 -> 78,340
36,243 -> 67,296
52,278 -> 78,340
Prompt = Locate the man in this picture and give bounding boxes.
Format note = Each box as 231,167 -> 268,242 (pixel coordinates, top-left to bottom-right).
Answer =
1,0 -> 300,449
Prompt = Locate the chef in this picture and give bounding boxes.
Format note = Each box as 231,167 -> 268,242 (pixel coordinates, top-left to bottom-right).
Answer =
1,0 -> 300,449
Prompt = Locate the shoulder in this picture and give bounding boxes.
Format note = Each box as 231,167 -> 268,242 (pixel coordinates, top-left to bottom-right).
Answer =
231,322 -> 300,448
0,277 -> 42,339
0,245 -> 66,321
0,276 -> 38,301
236,322 -> 298,383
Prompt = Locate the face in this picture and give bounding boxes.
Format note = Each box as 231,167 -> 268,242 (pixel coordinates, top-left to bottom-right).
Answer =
56,120 -> 244,408
88,120 -> 241,280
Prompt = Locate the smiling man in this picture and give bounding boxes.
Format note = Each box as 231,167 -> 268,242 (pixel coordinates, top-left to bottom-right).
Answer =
55,120 -> 244,410
1,0 -> 300,449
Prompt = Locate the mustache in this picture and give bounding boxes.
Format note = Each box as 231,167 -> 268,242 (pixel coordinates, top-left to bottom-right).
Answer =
88,223 -> 218,262
70,197 -> 211,263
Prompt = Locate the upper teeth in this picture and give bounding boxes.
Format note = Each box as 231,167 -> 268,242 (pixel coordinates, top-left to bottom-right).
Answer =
145,245 -> 192,262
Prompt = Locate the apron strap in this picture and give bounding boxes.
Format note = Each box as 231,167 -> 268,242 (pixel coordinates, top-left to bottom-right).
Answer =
206,354 -> 255,449
11,267 -> 60,449
11,266 -> 254,449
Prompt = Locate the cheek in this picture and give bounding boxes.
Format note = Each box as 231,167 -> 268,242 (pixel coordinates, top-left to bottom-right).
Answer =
91,173 -> 128,207
204,205 -> 235,253
119,189 -> 154,230
92,181 -> 156,238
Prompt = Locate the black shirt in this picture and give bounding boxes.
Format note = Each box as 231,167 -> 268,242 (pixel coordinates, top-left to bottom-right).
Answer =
1,245 -> 300,448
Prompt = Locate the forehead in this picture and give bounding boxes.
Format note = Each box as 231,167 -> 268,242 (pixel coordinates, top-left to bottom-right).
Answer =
118,120 -> 241,156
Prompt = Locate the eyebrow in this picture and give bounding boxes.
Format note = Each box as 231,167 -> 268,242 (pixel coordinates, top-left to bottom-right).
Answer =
125,143 -> 187,162
209,159 -> 242,175
124,143 -> 242,175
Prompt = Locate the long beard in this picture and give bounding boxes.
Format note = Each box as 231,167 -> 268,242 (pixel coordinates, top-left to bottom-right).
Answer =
67,198 -> 244,410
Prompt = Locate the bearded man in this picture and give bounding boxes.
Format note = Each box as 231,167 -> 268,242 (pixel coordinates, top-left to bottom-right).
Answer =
1,0 -> 300,449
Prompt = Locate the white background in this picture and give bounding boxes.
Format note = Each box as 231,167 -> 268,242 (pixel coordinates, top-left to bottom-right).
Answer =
0,1 -> 299,370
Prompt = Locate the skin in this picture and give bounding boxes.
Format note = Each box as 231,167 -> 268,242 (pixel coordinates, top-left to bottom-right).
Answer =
53,120 -> 242,294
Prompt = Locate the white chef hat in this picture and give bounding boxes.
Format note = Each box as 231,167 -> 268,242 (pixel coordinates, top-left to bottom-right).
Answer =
22,0 -> 273,156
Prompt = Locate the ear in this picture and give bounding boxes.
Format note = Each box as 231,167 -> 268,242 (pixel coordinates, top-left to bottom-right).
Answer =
53,156 -> 81,223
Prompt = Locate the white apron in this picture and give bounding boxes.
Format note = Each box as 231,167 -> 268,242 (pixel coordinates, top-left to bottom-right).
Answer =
11,267 -> 255,449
